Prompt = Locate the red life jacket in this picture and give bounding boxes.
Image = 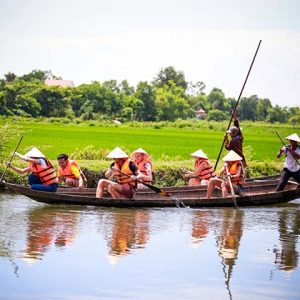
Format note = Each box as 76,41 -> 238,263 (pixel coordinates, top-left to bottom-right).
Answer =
113,158 -> 136,186
29,159 -> 58,185
135,158 -> 153,184
195,159 -> 216,180
58,160 -> 80,180
228,161 -> 245,185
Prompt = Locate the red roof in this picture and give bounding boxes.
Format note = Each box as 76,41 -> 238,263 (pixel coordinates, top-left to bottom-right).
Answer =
44,79 -> 74,87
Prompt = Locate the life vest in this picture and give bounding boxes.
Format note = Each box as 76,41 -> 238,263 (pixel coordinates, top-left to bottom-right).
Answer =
195,159 -> 216,180
228,161 -> 245,185
113,158 -> 136,186
135,158 -> 153,184
29,159 -> 58,185
58,160 -> 80,180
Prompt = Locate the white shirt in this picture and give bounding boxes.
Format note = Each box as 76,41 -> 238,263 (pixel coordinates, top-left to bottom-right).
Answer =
282,146 -> 300,172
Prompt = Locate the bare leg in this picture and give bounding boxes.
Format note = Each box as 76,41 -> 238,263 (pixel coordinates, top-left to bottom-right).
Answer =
207,178 -> 223,198
108,183 -> 123,199
65,178 -> 79,188
96,179 -> 112,198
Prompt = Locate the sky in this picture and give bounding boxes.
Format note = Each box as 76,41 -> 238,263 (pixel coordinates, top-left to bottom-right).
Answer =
0,0 -> 299,107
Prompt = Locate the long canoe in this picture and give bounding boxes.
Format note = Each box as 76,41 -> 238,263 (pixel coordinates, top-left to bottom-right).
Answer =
4,177 -> 300,208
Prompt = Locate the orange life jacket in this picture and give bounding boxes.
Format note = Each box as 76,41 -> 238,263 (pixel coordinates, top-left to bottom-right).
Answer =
228,161 -> 245,185
195,159 -> 216,180
29,159 -> 58,185
58,160 -> 80,180
113,158 -> 136,187
135,158 -> 153,184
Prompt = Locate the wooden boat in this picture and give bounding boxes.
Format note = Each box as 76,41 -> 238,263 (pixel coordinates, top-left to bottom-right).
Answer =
4,176 -> 300,208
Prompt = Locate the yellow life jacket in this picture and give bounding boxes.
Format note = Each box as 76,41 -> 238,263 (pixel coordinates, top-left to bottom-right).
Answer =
229,161 -> 245,185
113,158 -> 136,186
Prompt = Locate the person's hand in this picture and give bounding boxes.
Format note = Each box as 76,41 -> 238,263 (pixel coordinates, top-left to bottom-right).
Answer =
232,110 -> 237,119
131,175 -> 137,181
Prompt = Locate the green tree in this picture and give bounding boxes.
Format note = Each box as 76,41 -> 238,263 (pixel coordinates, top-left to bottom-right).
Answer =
153,66 -> 187,90
135,81 -> 156,121
256,98 -> 272,121
155,81 -> 189,121
239,95 -> 258,121
267,105 -> 288,123
207,88 -> 226,111
207,109 -> 227,121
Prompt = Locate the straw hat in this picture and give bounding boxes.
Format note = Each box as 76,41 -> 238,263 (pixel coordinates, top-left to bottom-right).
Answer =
226,126 -> 239,134
190,149 -> 208,159
132,148 -> 150,158
222,150 -> 242,162
24,147 -> 45,158
285,133 -> 300,144
107,147 -> 129,159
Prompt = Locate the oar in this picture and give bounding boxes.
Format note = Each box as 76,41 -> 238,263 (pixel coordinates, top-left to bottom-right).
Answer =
224,164 -> 238,208
110,167 -> 170,197
275,132 -> 300,167
0,136 -> 23,184
214,40 -> 262,171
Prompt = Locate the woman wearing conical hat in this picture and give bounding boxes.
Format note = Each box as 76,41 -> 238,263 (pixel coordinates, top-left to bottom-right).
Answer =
6,147 -> 58,192
96,147 -> 143,199
206,150 -> 245,198
184,149 -> 216,186
131,148 -> 153,189
276,133 -> 300,191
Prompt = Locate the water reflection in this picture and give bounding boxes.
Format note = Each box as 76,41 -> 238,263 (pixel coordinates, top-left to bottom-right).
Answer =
216,209 -> 244,300
23,207 -> 79,263
191,211 -> 209,247
105,210 -> 150,264
1,194 -> 300,300
274,209 -> 300,272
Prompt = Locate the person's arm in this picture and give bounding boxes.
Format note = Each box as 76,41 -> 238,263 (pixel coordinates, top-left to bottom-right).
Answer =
277,146 -> 285,158
14,152 -> 40,164
137,163 -> 152,181
6,162 -> 30,174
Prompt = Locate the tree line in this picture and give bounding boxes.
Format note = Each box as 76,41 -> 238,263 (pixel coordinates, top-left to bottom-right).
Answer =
0,67 -> 299,124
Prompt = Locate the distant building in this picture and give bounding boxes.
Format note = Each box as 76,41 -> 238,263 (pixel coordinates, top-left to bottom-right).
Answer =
195,108 -> 207,119
44,79 -> 75,88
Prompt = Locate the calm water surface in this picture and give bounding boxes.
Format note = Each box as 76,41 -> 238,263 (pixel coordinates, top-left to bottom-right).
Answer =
0,193 -> 300,300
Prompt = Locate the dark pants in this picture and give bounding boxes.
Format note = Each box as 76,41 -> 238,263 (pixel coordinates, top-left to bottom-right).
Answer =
28,174 -> 58,192
276,168 -> 300,191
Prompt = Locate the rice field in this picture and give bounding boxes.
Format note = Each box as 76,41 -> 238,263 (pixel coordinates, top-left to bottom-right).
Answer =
4,118 -> 299,163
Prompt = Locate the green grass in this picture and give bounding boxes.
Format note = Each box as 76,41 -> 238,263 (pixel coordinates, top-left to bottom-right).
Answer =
1,117 -> 299,165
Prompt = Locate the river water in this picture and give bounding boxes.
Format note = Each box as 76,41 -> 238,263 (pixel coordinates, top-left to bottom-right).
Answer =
0,193 -> 299,300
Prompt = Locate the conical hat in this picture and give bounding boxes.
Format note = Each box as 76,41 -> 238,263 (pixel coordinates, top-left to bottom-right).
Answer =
107,147 -> 129,159
222,150 -> 242,162
24,147 -> 45,158
285,133 -> 300,143
132,148 -> 150,158
190,149 -> 208,159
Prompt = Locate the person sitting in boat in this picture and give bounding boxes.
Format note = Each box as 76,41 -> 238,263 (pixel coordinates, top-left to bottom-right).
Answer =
131,148 -> 153,189
206,150 -> 245,198
6,147 -> 58,192
224,111 -> 247,168
96,147 -> 142,199
57,153 -> 85,188
276,133 -> 300,191
184,149 -> 216,186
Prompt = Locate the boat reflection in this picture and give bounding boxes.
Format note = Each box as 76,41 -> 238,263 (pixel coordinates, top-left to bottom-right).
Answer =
190,210 -> 209,247
274,209 -> 300,272
23,207 -> 79,264
105,210 -> 150,264
216,209 -> 244,300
